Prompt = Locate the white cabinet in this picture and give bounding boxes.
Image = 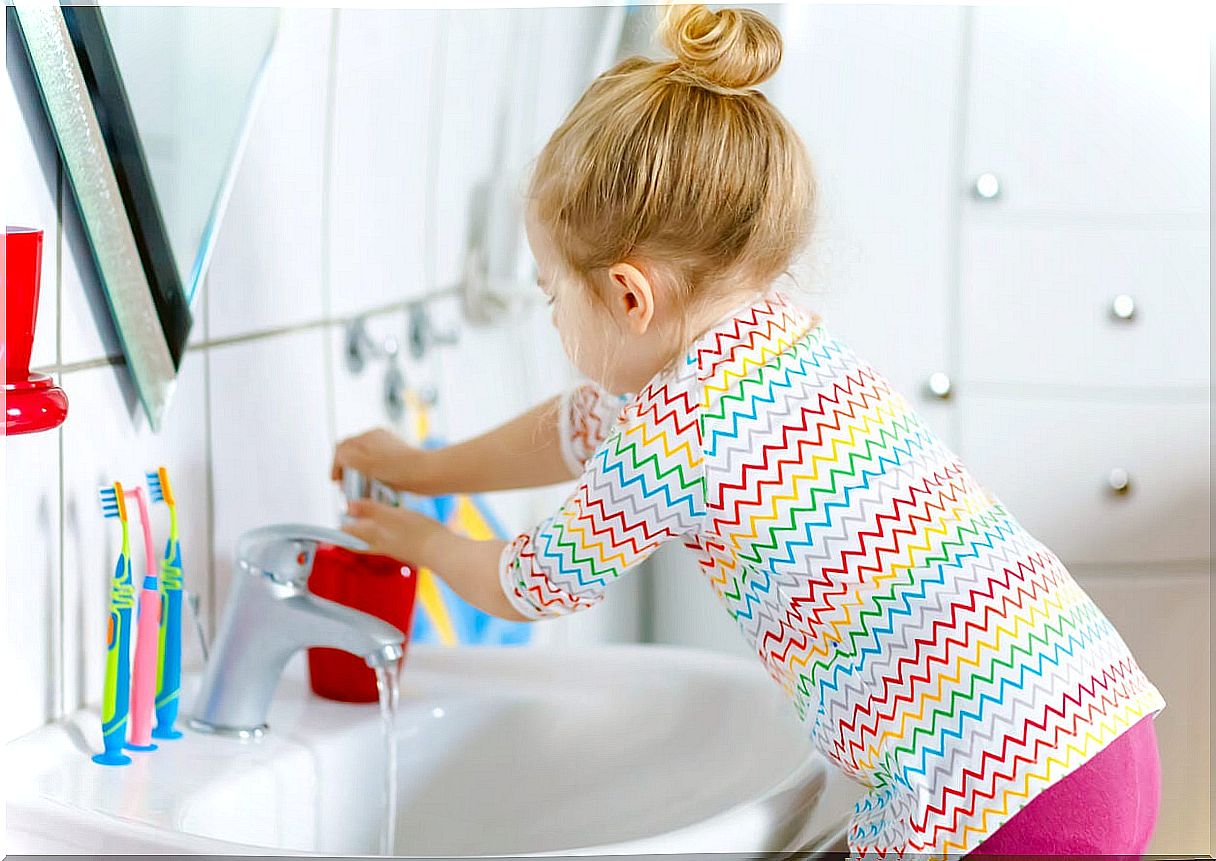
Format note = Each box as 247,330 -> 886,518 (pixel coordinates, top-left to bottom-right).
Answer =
956,8 -> 1211,853
960,222 -> 1210,389
963,6 -> 1210,217
773,3 -> 965,447
959,397 -> 1210,565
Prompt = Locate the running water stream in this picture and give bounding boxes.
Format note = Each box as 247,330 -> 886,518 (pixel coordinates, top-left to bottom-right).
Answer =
374,660 -> 402,855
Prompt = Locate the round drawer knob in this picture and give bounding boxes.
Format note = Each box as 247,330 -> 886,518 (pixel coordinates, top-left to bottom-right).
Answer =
926,371 -> 953,399
1106,468 -> 1132,494
1110,294 -> 1136,321
972,172 -> 1002,200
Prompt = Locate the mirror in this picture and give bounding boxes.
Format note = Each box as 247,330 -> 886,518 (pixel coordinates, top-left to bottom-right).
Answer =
11,4 -> 279,429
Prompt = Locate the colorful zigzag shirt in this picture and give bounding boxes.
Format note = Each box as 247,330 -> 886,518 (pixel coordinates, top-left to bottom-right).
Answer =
499,289 -> 1165,857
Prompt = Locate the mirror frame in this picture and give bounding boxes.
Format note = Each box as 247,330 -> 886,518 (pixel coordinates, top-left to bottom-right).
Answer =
11,3 -> 276,429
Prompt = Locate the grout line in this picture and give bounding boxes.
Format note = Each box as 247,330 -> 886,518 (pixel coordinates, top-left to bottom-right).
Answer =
319,8 -> 342,448
54,160 -> 66,718
423,9 -> 449,299
202,277 -> 217,643
35,354 -> 126,375
419,10 -> 451,432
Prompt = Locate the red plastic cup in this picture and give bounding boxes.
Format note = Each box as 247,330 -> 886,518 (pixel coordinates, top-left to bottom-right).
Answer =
306,544 -> 418,703
5,226 -> 68,434
5,226 -> 43,377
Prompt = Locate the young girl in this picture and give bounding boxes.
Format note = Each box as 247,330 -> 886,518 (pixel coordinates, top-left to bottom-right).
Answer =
334,5 -> 1164,857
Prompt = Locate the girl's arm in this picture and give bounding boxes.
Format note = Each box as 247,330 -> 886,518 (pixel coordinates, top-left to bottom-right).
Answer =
342,499 -> 524,620
342,380 -> 702,622
333,385 -> 627,496
417,396 -> 573,493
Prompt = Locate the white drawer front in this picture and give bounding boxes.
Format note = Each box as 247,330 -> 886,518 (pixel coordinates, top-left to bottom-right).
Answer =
964,6 -> 1209,217
958,397 -> 1210,564
960,222 -> 1209,389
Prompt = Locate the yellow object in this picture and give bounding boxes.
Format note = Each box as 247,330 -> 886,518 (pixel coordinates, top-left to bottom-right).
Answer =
452,495 -> 496,541
404,389 -> 457,646
414,567 -> 457,647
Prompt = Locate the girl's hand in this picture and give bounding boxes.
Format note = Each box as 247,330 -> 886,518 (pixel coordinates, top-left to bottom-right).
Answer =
341,498 -> 448,565
331,428 -> 430,492
342,499 -> 527,622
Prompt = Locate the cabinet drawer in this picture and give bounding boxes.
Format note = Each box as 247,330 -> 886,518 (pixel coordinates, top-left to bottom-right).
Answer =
960,222 -> 1209,389
964,6 -> 1209,216
958,396 -> 1209,564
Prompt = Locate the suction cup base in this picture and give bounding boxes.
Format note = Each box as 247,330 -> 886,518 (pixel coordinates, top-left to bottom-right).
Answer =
125,741 -> 158,752
5,373 -> 68,435
92,750 -> 132,766
151,725 -> 184,740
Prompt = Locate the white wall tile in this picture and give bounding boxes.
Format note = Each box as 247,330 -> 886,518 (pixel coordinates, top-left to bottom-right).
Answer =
430,9 -> 518,295
59,352 -> 211,714
205,9 -> 333,339
4,29 -> 60,371
208,330 -> 336,621
327,10 -> 439,315
3,426 -> 62,740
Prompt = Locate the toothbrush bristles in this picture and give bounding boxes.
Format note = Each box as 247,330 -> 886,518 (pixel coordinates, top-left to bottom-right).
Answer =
98,488 -> 118,513
98,484 -> 127,520
147,466 -> 174,506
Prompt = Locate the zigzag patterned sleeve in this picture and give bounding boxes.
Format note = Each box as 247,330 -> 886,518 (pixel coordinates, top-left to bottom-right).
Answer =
556,382 -> 631,476
500,377 -> 706,619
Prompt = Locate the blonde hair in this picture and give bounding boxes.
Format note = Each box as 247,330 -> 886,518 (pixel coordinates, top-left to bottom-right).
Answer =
529,3 -> 815,340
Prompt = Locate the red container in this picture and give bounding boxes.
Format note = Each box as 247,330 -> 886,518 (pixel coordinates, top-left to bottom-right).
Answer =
4,226 -> 68,435
306,545 -> 418,703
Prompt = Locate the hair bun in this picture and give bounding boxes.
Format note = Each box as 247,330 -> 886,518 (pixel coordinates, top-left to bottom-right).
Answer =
660,4 -> 783,92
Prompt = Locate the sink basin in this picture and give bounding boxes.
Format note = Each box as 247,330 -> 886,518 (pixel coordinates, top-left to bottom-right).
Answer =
7,645 -> 858,855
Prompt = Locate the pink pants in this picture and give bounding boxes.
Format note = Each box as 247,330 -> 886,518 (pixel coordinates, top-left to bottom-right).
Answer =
971,716 -> 1161,857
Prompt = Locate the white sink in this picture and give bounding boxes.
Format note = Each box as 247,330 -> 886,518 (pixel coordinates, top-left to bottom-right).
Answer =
7,645 -> 857,856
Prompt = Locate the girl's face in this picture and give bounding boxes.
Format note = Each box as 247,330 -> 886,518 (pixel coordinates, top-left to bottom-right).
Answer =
526,210 -> 656,395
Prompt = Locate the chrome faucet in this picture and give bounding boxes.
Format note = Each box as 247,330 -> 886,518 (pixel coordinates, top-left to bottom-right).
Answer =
190,524 -> 405,738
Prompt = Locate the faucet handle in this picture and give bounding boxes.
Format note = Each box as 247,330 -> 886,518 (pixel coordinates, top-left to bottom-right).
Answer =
235,523 -> 369,585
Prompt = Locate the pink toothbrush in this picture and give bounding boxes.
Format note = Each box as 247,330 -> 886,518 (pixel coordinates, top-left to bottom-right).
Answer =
124,486 -> 161,752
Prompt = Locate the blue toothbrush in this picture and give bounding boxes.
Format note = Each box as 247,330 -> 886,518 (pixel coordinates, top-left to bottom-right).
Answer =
94,483 -> 134,766
147,467 -> 184,740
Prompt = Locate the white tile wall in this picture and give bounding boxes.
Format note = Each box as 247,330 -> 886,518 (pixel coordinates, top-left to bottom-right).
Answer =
208,331 -> 337,617
327,10 -> 439,315
430,9 -> 518,296
5,6 -> 635,747
205,9 -> 332,339
3,427 -> 61,738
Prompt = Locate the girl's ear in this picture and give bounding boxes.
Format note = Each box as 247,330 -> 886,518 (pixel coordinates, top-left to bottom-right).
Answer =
606,261 -> 655,335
